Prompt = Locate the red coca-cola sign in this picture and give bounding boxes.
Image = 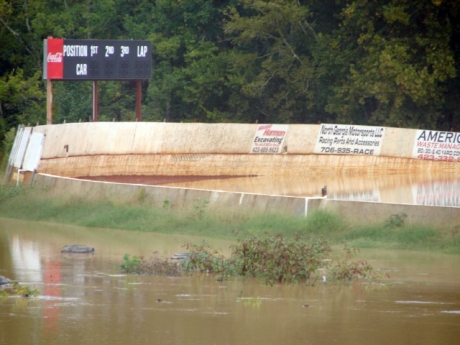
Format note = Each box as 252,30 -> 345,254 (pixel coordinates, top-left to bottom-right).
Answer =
45,38 -> 64,79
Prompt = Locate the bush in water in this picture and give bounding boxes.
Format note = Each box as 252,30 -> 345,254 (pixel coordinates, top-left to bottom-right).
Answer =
121,253 -> 182,276
123,234 -> 382,285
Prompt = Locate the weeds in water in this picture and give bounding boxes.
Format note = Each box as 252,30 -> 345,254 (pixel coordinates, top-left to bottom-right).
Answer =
329,243 -> 380,282
230,233 -> 332,285
120,253 -> 181,276
140,255 -> 182,276
121,254 -> 142,274
0,282 -> 39,298
180,241 -> 231,281
125,234 -> 383,285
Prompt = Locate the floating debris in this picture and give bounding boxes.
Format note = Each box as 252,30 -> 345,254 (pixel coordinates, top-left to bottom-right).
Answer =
61,244 -> 95,254
170,252 -> 190,260
0,276 -> 11,285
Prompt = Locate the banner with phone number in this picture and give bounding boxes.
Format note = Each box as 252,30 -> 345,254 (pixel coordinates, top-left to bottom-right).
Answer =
314,124 -> 385,156
250,124 -> 288,154
412,130 -> 460,162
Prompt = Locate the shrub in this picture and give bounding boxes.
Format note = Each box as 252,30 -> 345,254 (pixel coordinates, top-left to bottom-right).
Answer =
329,244 -> 380,282
140,234 -> 383,285
230,234 -> 332,285
181,241 -> 223,272
120,254 -> 142,274
121,253 -> 182,276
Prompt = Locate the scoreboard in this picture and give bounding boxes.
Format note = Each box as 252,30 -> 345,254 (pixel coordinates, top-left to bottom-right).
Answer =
43,38 -> 152,80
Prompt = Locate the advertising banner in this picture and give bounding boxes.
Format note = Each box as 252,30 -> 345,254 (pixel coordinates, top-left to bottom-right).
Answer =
314,124 -> 385,155
250,124 -> 288,154
44,38 -> 64,79
412,130 -> 460,162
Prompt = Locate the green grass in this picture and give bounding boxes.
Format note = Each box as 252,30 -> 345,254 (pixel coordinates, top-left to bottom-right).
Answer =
1,182 -> 460,254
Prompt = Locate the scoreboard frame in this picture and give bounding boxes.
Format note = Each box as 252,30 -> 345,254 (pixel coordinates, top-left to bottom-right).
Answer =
43,38 -> 152,81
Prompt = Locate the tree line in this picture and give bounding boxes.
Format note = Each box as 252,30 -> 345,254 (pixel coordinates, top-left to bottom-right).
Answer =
1,0 -> 459,152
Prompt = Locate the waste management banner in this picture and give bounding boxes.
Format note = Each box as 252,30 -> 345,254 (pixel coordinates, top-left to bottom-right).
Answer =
412,129 -> 460,162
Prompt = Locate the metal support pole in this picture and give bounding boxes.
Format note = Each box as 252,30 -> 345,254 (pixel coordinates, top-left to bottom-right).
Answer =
136,81 -> 142,121
93,81 -> 98,122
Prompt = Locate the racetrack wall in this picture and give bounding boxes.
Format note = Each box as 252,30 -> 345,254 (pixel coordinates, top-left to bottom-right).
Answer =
10,122 -> 459,227
32,122 -> 460,177
33,173 -> 460,228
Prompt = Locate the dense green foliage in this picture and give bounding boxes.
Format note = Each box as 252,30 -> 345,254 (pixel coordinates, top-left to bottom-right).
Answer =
121,235 -> 380,285
1,0 -> 459,151
1,183 -> 460,254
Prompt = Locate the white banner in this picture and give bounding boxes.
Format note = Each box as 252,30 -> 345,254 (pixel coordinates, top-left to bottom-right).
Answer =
13,127 -> 32,168
250,124 -> 288,154
412,130 -> 460,162
314,124 -> 385,156
23,132 -> 45,172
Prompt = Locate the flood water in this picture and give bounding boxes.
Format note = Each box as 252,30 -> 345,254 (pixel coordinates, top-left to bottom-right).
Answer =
1,217 -> 460,345
80,170 -> 460,207
151,173 -> 460,207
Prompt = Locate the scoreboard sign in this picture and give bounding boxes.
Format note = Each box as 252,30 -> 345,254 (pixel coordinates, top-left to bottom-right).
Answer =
43,38 -> 152,80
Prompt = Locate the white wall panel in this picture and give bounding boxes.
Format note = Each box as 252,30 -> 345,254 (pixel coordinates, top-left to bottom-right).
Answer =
23,132 -> 45,171
12,127 -> 32,168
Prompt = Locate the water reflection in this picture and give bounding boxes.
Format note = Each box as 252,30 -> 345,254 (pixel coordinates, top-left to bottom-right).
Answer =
155,173 -> 460,207
412,178 -> 460,207
10,235 -> 42,283
43,260 -> 61,335
1,218 -> 460,345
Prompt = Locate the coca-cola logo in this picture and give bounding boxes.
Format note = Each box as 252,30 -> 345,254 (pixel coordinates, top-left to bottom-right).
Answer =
47,52 -> 63,63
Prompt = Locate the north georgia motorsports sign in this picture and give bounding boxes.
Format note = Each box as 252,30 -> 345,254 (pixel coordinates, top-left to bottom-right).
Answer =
43,38 -> 152,80
314,124 -> 385,156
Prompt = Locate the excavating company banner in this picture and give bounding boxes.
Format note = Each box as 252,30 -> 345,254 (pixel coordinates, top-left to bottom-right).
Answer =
250,124 -> 288,154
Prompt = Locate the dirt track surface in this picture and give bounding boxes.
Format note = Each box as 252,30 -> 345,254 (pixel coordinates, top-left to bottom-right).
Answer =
76,175 -> 245,185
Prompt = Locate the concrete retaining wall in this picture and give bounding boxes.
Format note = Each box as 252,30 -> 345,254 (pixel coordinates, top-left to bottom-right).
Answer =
31,122 -> 460,177
31,122 -> 421,158
33,174 -> 460,228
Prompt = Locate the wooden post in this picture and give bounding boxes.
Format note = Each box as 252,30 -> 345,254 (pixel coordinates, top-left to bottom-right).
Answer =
46,79 -> 53,124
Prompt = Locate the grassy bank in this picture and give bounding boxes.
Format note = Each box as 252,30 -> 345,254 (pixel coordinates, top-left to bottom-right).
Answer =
1,182 -> 459,254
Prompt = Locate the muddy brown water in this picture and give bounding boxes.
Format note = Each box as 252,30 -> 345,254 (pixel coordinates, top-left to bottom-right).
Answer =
1,218 -> 460,345
79,172 -> 460,207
